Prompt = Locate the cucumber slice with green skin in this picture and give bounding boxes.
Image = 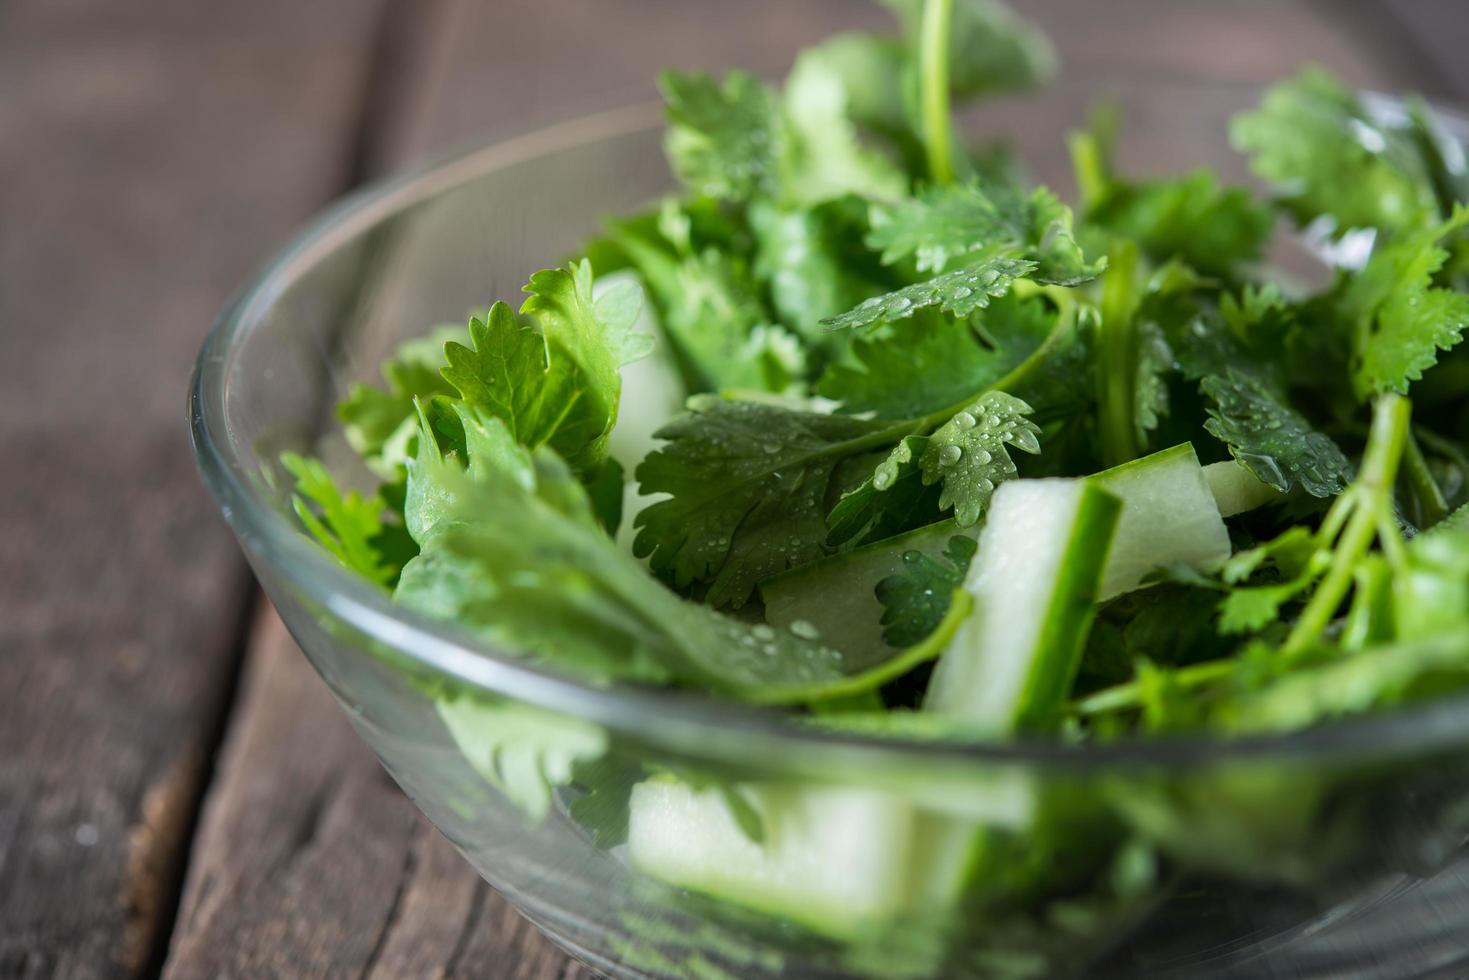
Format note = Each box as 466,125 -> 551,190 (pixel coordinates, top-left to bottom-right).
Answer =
1203,458 -> 1284,518
1091,444 -> 1232,600
758,520 -> 971,668
633,451 -> 1228,932
628,778 -> 919,939
925,479 -> 1122,731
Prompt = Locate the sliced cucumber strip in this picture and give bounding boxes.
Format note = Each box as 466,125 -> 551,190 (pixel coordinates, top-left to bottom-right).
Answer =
759,520 -> 970,668
1092,443 -> 1232,600
597,271 -> 685,554
1204,458 -> 1284,518
628,778 -> 918,938
925,479 -> 1121,731
600,271 -> 687,471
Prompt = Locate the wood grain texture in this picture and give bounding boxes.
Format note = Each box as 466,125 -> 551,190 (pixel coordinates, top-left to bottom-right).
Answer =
161,608 -> 591,980
0,1 -> 385,976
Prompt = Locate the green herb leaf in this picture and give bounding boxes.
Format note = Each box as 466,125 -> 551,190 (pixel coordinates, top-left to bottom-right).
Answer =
1201,369 -> 1353,496
781,46 -> 910,205
437,693 -> 609,823
1232,67 -> 1439,236
337,326 -> 463,475
817,294 -> 1054,419
660,70 -> 781,203
441,262 -> 650,473
750,197 -> 892,339
1342,205 -> 1469,398
1086,172 -> 1274,280
821,256 -> 1037,330
634,397 -> 894,608
282,452 -> 411,588
601,205 -> 796,393
875,534 -> 978,646
401,424 -> 961,702
920,390 -> 1042,525
868,182 -> 1104,285
826,436 -> 937,547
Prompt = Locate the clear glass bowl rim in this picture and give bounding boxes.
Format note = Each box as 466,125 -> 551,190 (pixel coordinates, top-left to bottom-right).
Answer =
190,96 -> 1469,771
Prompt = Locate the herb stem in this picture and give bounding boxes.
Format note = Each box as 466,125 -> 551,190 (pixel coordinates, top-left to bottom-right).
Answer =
1282,395 -> 1410,657
908,291 -> 1081,435
1403,429 -> 1449,528
920,0 -> 956,184
757,591 -> 972,704
1096,240 -> 1141,467
1073,658 -> 1236,717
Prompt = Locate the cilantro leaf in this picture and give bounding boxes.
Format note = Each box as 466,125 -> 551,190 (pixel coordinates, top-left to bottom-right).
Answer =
789,33 -> 918,165
1220,629 -> 1469,734
282,452 -> 412,588
633,397 -> 892,608
440,262 -> 650,473
875,534 -> 978,646
920,390 -> 1042,525
401,422 -> 959,702
1072,110 -> 1273,279
660,70 -> 780,203
826,435 -> 938,547
817,294 -> 1053,419
867,182 -> 1104,285
1085,171 -> 1274,280
750,196 -> 893,339
1341,206 -> 1469,398
1160,284 -> 1353,498
1231,67 -> 1440,236
821,256 -> 1037,330
337,326 -> 462,474
1201,369 -> 1353,497
601,205 -> 795,393
436,693 -> 608,823
781,45 -> 910,205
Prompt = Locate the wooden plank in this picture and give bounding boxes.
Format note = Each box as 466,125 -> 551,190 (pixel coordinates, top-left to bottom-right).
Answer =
161,611 -> 601,980
0,1 -> 386,976
162,1 -> 1465,977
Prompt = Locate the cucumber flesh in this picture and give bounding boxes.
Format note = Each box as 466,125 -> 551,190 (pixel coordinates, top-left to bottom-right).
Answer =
924,479 -> 1121,731
1204,459 -> 1283,518
1091,443 -> 1231,600
597,271 -> 686,554
628,779 -> 918,938
759,520 -> 971,669
600,271 -> 687,472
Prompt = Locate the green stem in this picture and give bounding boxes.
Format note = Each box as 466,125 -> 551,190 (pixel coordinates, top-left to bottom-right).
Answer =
1096,240 -> 1141,467
1073,658 -> 1236,718
757,591 -> 972,704
1282,395 -> 1411,657
903,289 -> 1082,437
920,0 -> 956,184
1403,429 -> 1449,528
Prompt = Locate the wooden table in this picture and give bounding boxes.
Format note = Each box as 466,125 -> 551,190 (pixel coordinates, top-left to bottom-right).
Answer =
4,1 -> 1468,977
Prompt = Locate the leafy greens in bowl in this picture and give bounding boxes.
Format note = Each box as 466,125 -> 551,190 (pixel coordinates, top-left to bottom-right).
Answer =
198,0 -> 1469,976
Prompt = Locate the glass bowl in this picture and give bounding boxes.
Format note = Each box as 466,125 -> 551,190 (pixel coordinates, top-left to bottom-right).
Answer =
191,73 -> 1469,979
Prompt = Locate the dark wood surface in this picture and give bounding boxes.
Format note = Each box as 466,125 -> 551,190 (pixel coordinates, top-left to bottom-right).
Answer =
3,2 -> 1467,978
